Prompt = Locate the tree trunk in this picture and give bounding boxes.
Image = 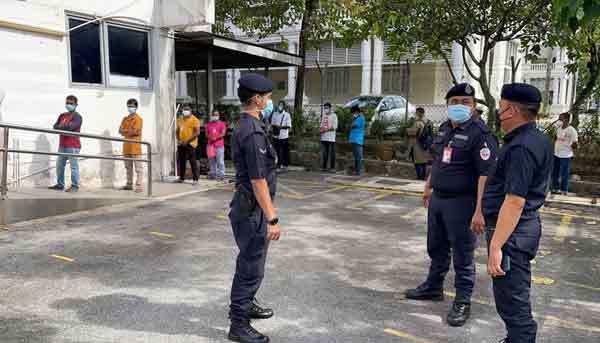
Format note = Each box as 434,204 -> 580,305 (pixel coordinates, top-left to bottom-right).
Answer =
477,44 -> 497,132
294,0 -> 316,115
542,47 -> 554,116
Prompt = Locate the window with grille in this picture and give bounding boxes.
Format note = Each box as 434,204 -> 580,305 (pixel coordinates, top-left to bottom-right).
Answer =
382,65 -> 408,94
325,68 -> 350,96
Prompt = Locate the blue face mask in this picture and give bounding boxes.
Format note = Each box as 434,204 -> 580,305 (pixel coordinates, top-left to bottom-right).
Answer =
65,104 -> 77,112
447,105 -> 472,124
262,99 -> 274,120
128,107 -> 137,114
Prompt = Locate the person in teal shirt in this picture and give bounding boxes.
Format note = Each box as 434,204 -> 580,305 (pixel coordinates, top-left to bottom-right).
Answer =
349,105 -> 365,175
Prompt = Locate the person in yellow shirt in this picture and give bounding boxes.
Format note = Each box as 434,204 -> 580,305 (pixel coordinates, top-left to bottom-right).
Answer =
177,104 -> 201,184
119,99 -> 144,192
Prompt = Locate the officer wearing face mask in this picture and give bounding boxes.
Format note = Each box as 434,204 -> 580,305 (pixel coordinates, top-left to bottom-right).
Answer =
228,74 -> 280,343
405,83 -> 498,327
482,84 -> 552,343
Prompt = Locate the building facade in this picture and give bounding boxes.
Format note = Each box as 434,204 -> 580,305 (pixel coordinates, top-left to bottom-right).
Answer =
0,0 -> 214,187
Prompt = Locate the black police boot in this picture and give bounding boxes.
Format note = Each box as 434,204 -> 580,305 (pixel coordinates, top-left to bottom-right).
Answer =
228,320 -> 270,343
447,301 -> 471,327
249,299 -> 274,319
405,284 -> 444,301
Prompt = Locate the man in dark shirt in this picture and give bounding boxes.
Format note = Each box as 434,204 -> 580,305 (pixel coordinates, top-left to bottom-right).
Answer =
482,83 -> 552,343
49,95 -> 82,192
405,83 -> 498,327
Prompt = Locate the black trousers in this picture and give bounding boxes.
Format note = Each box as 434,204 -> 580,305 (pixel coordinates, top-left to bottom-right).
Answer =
321,141 -> 336,170
177,144 -> 199,181
486,218 -> 541,343
229,211 -> 270,322
273,138 -> 289,167
425,193 -> 477,303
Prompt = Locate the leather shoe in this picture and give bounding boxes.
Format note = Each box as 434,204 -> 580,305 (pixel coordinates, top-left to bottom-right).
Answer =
447,301 -> 471,327
249,299 -> 274,319
228,321 -> 269,343
404,284 -> 444,301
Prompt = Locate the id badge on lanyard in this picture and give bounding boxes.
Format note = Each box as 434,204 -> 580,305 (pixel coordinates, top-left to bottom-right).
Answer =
442,141 -> 453,164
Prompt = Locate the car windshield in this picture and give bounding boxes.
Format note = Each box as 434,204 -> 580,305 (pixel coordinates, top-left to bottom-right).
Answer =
344,96 -> 383,109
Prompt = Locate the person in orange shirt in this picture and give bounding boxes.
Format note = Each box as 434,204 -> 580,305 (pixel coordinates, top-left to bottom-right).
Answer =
119,99 -> 144,192
176,104 -> 201,185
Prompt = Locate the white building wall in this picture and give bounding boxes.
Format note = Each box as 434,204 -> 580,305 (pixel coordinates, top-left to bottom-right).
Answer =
0,0 -> 213,187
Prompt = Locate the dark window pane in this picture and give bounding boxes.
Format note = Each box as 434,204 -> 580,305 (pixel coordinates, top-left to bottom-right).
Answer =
69,18 -> 102,84
107,26 -> 149,79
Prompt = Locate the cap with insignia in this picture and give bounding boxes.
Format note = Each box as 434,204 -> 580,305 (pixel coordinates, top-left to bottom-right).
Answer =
501,83 -> 542,104
445,83 -> 476,99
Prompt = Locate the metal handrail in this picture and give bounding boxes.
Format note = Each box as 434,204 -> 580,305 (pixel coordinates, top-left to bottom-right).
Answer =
0,122 -> 153,198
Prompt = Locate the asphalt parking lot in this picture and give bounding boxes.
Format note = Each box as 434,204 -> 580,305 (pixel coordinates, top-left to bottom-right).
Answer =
0,171 -> 598,342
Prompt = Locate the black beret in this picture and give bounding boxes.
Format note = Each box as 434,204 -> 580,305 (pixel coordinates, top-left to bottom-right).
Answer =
501,83 -> 542,104
238,73 -> 274,94
445,83 -> 476,99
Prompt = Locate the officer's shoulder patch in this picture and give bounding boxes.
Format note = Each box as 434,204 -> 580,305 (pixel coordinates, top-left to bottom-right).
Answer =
480,147 -> 491,161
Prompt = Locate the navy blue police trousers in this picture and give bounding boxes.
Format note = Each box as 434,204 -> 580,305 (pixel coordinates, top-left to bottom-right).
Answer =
229,211 -> 270,322
486,218 -> 541,343
424,193 -> 477,303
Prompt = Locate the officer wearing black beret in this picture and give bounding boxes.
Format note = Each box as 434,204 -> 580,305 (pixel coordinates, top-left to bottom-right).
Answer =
228,73 -> 280,343
405,83 -> 498,327
482,83 -> 552,343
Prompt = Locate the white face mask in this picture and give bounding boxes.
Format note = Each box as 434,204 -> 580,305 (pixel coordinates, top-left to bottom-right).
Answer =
183,110 -> 191,117
324,108 -> 331,114
210,116 -> 219,121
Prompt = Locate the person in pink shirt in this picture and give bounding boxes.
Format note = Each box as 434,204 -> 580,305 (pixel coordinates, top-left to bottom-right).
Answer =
206,110 -> 227,181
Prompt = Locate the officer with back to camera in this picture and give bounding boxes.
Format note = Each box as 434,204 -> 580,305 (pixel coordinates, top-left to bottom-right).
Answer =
228,73 -> 280,343
483,83 -> 552,343
405,83 -> 498,327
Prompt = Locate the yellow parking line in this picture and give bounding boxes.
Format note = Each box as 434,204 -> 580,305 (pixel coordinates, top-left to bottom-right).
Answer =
300,185 -> 351,200
216,209 -> 228,221
149,231 -> 175,238
541,208 -> 598,221
553,215 -> 572,243
278,183 -> 304,197
543,315 -> 600,333
563,280 -> 600,292
50,254 -> 74,263
347,192 -> 391,210
384,328 -> 433,343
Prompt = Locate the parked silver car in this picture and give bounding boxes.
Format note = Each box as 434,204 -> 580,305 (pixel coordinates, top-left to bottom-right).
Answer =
344,95 -> 416,132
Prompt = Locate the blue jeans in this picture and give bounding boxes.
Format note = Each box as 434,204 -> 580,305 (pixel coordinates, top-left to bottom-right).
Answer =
351,143 -> 363,175
551,156 -> 571,193
415,163 -> 427,180
209,147 -> 225,179
57,147 -> 80,189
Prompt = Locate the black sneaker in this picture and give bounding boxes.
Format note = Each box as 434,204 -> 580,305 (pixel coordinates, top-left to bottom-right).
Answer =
405,284 -> 444,301
447,301 -> 471,327
249,299 -> 274,319
228,321 -> 269,343
48,185 -> 64,191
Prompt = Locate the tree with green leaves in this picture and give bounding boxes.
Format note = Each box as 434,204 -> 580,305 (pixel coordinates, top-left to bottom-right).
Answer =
550,0 -> 600,118
213,0 -> 354,114
336,0 -> 551,131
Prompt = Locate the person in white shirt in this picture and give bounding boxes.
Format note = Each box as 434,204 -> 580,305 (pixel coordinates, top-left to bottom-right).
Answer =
319,102 -> 338,172
551,112 -> 578,195
270,101 -> 292,170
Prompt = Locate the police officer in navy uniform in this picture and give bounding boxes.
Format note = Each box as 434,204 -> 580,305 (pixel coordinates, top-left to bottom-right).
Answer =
228,74 -> 281,343
405,83 -> 498,327
483,84 -> 552,343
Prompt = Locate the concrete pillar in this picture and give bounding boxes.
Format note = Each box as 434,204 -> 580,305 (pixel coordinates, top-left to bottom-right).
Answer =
206,48 -> 214,112
560,78 -> 568,105
372,38 -> 384,95
361,39 -> 372,95
284,41 -> 297,104
552,77 -> 559,106
176,72 -> 188,98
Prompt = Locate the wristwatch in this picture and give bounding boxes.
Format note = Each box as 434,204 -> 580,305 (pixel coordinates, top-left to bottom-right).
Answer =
268,217 -> 279,226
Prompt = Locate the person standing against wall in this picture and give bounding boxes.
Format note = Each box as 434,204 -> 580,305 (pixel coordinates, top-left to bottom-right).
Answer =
176,104 -> 201,185
119,99 -> 144,192
49,95 -> 82,192
320,102 -> 338,172
206,110 -> 227,181
551,112 -> 578,195
349,105 -> 365,176
270,101 -> 292,171
408,107 -> 432,180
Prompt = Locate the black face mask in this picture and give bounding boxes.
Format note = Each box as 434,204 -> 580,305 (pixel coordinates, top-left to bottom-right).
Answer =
495,107 -> 510,129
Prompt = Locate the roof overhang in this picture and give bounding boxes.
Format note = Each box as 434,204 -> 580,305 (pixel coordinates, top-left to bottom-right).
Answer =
174,31 -> 302,71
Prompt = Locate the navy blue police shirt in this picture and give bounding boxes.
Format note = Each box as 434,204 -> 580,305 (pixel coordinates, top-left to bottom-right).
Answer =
231,113 -> 278,199
430,118 -> 498,196
482,122 -> 553,222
